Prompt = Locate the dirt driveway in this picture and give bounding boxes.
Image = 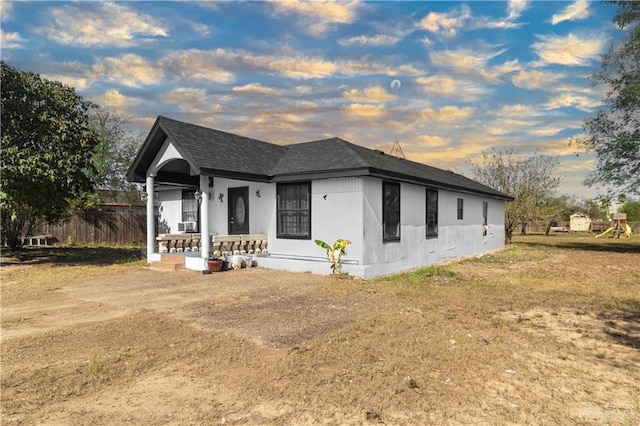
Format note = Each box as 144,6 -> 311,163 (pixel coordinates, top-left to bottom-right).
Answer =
4,267 -> 379,346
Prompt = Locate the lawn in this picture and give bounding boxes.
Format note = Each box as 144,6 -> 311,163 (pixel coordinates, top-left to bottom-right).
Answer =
1,234 -> 639,425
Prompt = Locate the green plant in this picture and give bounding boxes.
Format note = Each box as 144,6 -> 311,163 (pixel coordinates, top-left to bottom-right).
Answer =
315,238 -> 351,275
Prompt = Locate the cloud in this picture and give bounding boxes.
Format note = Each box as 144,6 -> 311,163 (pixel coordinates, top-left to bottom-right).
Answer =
512,69 -> 562,90
529,127 -> 564,136
497,104 -> 540,117
551,0 -> 590,25
343,86 -> 394,103
418,135 -> 449,147
93,89 -> 141,110
420,106 -> 475,123
430,48 -> 521,82
40,73 -> 90,91
1,1 -> 13,21
160,49 -> 234,83
472,0 -> 529,30
338,33 -> 402,46
160,47 -> 420,82
507,0 -> 529,21
416,75 -> 490,102
544,93 -> 601,111
232,83 -> 278,95
418,4 -> 471,38
159,88 -> 207,105
532,33 -> 606,66
344,103 -> 386,118
33,2 -> 167,47
271,0 -> 361,36
1,30 -> 25,49
92,54 -> 164,87
191,22 -> 210,37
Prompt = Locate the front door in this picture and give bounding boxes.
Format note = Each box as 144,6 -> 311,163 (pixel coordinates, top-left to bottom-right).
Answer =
228,186 -> 249,235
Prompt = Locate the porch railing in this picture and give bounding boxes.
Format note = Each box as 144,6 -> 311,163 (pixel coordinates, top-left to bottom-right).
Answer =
156,233 -> 267,256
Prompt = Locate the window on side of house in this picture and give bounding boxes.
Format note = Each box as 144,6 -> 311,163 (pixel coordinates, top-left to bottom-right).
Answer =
457,197 -> 464,220
426,189 -> 438,238
482,201 -> 488,236
383,181 -> 401,242
277,182 -> 311,239
182,190 -> 198,222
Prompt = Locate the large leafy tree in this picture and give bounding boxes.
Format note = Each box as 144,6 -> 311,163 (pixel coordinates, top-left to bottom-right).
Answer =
467,149 -> 560,243
89,107 -> 143,204
619,199 -> 640,222
1,62 -> 100,250
573,1 -> 640,195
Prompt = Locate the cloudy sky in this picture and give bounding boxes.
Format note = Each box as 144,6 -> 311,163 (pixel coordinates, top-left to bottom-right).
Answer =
1,1 -> 626,199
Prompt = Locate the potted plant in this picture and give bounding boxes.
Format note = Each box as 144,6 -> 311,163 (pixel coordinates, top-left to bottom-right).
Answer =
207,257 -> 223,272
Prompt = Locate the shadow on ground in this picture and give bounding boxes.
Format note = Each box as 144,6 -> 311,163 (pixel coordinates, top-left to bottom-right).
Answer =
0,246 -> 144,267
517,239 -> 640,254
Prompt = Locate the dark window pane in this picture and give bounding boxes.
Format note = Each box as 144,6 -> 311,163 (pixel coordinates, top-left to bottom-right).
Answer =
426,189 -> 438,237
277,182 -> 311,239
383,182 -> 400,241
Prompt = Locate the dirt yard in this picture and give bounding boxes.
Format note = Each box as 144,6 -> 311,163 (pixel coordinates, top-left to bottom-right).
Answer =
1,235 -> 639,425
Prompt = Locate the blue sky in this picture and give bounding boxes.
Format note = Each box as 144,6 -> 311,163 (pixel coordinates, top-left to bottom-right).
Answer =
0,1 -> 626,199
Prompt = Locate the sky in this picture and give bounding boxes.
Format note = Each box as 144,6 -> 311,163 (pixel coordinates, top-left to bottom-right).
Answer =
0,0 -> 628,200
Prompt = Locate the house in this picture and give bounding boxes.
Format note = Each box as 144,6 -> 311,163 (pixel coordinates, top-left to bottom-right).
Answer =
127,116 -> 513,278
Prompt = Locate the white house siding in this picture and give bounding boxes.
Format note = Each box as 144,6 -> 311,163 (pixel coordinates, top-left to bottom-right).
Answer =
156,189 -> 183,234
207,177 -> 275,236
361,177 -> 505,278
262,177 -> 365,276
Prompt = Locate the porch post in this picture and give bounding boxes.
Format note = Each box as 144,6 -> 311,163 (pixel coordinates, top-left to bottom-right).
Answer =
146,174 -> 155,259
200,175 -> 210,259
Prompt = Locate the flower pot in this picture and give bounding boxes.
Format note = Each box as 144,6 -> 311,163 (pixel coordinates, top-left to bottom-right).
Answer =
207,259 -> 223,272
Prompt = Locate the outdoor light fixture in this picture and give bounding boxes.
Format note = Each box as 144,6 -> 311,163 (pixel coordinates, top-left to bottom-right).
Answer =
218,193 -> 224,203
194,189 -> 203,202
140,191 -> 148,202
256,189 -> 261,198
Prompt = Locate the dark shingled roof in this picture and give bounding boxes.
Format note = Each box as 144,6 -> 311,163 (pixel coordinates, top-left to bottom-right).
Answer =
128,116 -> 512,200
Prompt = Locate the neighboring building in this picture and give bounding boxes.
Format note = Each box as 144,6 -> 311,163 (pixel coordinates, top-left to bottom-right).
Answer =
127,116 -> 513,278
570,212 -> 592,232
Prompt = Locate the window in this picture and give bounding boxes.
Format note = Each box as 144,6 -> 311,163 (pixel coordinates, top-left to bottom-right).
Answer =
457,198 -> 464,220
482,201 -> 488,236
426,189 -> 438,238
182,190 -> 198,222
277,182 -> 311,239
383,181 -> 400,242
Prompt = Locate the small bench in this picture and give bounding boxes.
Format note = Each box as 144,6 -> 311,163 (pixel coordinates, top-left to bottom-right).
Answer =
22,235 -> 54,247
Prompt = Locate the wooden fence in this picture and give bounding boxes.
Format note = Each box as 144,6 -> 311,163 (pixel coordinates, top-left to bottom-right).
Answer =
33,205 -> 146,246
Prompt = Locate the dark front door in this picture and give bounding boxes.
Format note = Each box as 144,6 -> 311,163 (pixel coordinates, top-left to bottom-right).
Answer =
228,186 -> 249,234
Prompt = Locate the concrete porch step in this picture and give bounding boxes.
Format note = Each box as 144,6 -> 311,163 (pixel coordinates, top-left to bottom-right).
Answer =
148,255 -> 186,272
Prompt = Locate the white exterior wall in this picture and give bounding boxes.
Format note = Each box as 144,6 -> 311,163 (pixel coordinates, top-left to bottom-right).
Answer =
156,189 -> 183,234
154,173 -> 506,278
208,177 -> 275,236
263,177 -> 365,276
361,176 -> 505,278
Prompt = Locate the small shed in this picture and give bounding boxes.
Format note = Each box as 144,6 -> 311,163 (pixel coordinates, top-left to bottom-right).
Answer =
570,212 -> 591,232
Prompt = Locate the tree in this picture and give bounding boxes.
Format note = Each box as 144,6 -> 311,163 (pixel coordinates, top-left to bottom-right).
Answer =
619,199 -> 640,222
1,62 -> 100,250
88,107 -> 143,204
467,149 -> 560,243
572,1 -> 640,195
